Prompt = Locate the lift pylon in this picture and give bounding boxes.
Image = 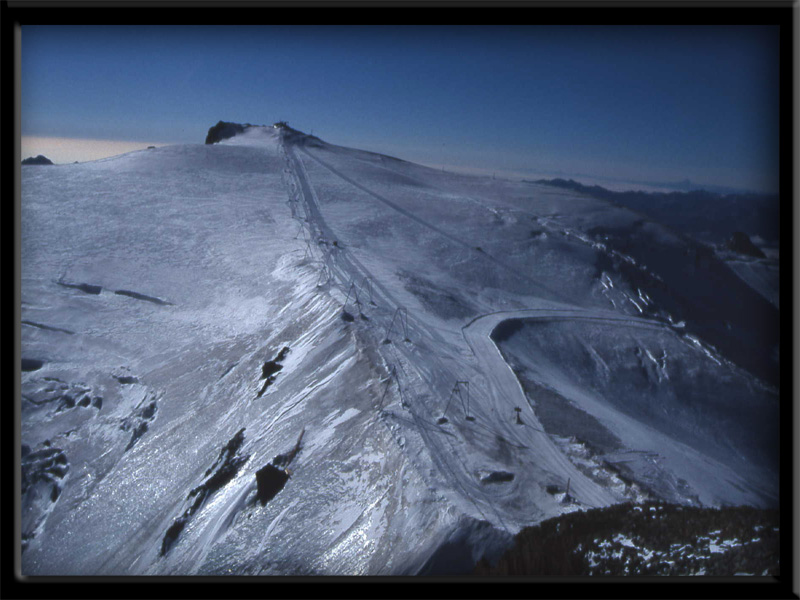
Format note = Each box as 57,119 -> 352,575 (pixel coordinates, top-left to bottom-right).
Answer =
343,280 -> 361,307
359,276 -> 376,306
378,365 -> 405,411
438,380 -> 472,424
383,307 -> 409,344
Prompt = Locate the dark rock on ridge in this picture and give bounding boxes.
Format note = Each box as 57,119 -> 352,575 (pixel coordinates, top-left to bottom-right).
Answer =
205,121 -> 247,145
726,231 -> 766,259
22,358 -> 44,372
22,155 -> 54,165
255,429 -> 304,505
57,280 -> 102,295
160,429 -> 249,556
256,347 -> 290,398
255,464 -> 290,505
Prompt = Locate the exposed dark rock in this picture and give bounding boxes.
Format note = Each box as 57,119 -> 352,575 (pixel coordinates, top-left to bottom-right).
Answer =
22,378 -> 102,417
261,347 -> 289,379
21,444 -> 70,551
161,517 -> 187,556
57,395 -> 76,411
726,231 -> 766,258
22,320 -> 75,335
57,280 -> 102,295
140,401 -> 157,420
160,429 -> 249,556
124,422 -> 149,451
205,121 -> 246,145
257,347 -> 290,398
114,289 -> 172,305
22,358 -> 44,372
114,375 -> 140,385
22,155 -> 54,165
272,429 -> 305,468
200,428 -> 247,476
190,429 -> 249,501
254,429 -> 304,506
21,446 -> 69,493
121,396 -> 158,451
255,464 -> 290,505
480,471 -> 515,484
584,219 -> 779,388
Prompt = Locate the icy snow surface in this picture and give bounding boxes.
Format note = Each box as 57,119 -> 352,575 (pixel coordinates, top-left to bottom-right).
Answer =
20,125 -> 779,574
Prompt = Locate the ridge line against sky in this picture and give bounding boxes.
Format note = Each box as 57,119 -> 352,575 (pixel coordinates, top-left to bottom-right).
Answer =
21,25 -> 780,194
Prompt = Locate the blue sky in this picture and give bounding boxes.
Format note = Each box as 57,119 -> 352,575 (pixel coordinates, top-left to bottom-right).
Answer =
21,25 -> 780,193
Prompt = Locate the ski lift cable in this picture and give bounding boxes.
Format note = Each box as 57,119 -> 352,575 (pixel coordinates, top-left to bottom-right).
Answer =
282,140 -> 514,533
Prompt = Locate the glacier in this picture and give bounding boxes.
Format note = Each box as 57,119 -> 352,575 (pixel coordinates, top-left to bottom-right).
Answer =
19,123 -> 779,575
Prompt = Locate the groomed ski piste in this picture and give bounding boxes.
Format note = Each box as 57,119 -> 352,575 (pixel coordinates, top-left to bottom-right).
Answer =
20,123 -> 779,575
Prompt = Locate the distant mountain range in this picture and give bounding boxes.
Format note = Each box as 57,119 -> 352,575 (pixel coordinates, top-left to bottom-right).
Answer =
530,178 -> 779,245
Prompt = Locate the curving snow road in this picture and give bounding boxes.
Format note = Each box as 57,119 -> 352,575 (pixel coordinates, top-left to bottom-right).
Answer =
280,130 -> 688,528
462,309 -> 667,509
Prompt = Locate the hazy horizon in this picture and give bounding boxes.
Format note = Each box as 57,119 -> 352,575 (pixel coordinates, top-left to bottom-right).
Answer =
22,25 -> 780,194
20,132 -> 771,196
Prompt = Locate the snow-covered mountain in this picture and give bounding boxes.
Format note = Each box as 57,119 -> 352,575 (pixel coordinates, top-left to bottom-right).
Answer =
20,123 -> 779,575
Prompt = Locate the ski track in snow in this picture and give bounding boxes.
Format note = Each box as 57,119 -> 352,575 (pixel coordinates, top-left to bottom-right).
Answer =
299,144 -> 568,304
281,134 -> 667,529
285,141 -> 518,528
287,141 -> 543,528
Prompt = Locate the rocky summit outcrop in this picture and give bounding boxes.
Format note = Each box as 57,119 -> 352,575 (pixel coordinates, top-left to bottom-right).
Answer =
726,231 -> 766,259
22,155 -> 54,165
204,121 -> 247,145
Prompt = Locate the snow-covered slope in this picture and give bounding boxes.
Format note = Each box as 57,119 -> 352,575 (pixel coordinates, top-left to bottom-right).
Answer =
20,124 -> 779,575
